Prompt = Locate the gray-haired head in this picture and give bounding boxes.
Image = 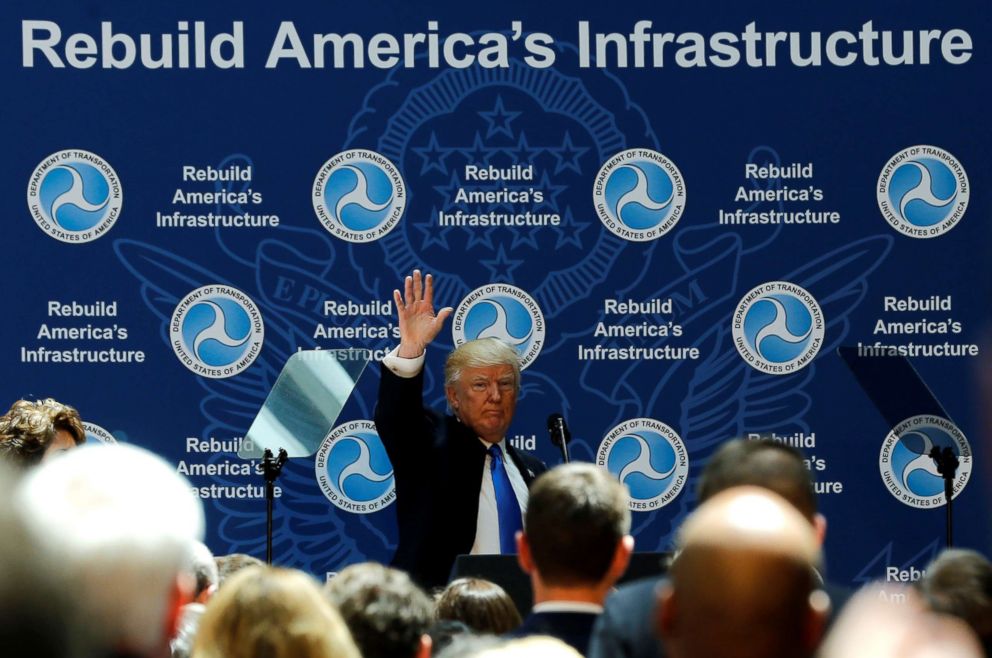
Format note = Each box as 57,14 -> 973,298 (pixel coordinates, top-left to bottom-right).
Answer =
444,338 -> 521,391
16,443 -> 204,656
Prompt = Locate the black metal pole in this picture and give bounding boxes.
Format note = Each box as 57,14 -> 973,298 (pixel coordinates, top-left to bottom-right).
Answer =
945,474 -> 954,548
262,448 -> 288,565
930,445 -> 958,549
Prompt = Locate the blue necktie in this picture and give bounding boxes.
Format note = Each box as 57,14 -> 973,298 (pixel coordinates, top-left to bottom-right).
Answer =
488,444 -> 523,554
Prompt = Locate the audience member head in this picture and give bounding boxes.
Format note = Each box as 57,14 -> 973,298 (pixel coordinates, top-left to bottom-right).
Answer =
324,562 -> 434,658
185,541 -> 217,603
435,577 -> 522,634
213,552 -> 264,589
0,462 -> 74,658
917,549 -> 992,650
698,437 -> 824,541
658,486 -> 827,658
819,585 -> 982,658
0,398 -> 85,468
192,566 -> 359,658
518,463 -> 633,599
16,443 -> 205,657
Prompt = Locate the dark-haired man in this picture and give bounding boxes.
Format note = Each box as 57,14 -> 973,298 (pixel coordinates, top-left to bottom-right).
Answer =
324,562 -> 434,658
509,463 -> 634,655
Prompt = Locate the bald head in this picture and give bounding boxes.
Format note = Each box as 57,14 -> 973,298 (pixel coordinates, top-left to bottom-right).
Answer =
679,487 -> 821,564
659,487 -> 826,658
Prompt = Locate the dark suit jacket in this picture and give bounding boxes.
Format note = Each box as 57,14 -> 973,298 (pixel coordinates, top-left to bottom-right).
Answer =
508,610 -> 600,656
375,364 -> 547,590
588,577 -> 661,658
588,575 -> 855,658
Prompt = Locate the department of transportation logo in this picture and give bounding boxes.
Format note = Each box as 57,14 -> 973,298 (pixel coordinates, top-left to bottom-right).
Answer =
452,283 -> 545,370
26,149 -> 122,243
83,422 -> 117,444
170,285 -> 264,379
877,145 -> 969,239
312,149 -> 406,243
732,281 -> 824,375
597,418 -> 688,511
315,420 -> 395,514
593,149 -> 686,242
880,415 -> 972,509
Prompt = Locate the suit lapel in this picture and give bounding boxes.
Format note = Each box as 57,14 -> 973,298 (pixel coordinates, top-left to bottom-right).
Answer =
506,443 -> 539,485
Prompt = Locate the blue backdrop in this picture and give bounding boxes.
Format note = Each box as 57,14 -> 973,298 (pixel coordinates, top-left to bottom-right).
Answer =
5,0 -> 991,592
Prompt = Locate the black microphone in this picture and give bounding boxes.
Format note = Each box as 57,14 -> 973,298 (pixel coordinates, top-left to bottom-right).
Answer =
547,413 -> 571,463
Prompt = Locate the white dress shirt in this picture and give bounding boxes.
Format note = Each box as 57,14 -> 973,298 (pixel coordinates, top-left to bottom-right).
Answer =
383,347 -> 529,554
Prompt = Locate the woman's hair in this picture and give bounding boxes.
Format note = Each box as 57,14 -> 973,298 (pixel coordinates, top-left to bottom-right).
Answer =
192,566 -> 360,658
0,398 -> 84,467
435,577 -> 522,634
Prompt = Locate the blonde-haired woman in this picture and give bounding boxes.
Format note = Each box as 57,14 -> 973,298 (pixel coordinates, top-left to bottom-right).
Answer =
192,566 -> 360,658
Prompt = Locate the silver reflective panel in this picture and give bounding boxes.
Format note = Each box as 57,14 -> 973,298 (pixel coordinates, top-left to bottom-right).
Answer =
240,349 -> 371,459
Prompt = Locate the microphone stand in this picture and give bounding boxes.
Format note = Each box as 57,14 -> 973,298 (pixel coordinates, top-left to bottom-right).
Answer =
929,446 -> 959,548
262,448 -> 288,564
558,433 -> 571,464
547,414 -> 571,464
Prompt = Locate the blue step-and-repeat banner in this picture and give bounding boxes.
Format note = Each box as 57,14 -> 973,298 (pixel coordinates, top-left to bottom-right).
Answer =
4,0 -> 990,591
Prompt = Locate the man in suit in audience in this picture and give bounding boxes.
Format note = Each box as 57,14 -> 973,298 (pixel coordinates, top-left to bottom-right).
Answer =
324,562 -> 435,658
15,443 -> 205,658
589,437 -> 852,658
376,270 -> 547,589
658,486 -> 829,658
509,463 -> 634,655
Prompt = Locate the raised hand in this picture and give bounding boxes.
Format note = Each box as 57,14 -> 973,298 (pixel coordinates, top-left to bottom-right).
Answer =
394,270 -> 453,358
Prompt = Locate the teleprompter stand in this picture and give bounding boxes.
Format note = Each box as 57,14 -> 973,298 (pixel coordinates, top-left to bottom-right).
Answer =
242,349 -> 371,566
930,445 -> 959,548
262,448 -> 289,564
838,348 -> 962,549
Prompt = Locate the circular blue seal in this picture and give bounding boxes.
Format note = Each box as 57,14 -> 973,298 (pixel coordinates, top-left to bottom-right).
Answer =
170,285 -> 265,379
597,418 -> 688,511
315,420 -> 396,514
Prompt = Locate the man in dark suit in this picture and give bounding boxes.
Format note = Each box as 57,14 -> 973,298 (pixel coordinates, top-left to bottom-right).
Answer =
588,438 -> 853,658
508,463 -> 634,655
375,270 -> 547,590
